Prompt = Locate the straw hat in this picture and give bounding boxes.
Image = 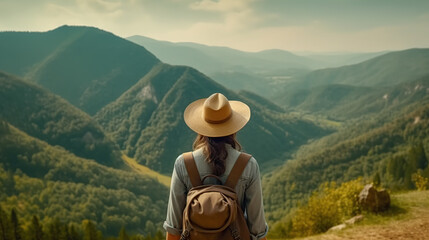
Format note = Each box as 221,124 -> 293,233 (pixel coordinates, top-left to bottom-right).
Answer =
184,93 -> 251,137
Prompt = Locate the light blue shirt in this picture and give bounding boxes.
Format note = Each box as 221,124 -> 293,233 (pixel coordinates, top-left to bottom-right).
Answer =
163,144 -> 268,240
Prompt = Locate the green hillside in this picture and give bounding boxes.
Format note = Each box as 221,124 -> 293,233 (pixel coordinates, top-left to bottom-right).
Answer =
263,102 -> 429,223
277,75 -> 429,120
0,121 -> 168,236
95,64 -> 330,173
292,48 -> 429,88
0,71 -> 122,167
0,26 -> 160,114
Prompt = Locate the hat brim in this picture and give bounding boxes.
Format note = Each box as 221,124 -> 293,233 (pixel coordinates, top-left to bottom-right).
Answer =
184,98 -> 251,137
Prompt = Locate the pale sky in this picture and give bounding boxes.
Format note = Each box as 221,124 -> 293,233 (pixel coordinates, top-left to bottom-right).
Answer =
1,0 -> 429,52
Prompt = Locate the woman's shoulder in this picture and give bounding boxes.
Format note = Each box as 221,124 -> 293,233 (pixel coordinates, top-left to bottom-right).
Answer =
173,149 -> 204,174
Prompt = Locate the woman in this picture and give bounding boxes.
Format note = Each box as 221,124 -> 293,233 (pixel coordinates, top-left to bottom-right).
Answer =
163,93 -> 268,240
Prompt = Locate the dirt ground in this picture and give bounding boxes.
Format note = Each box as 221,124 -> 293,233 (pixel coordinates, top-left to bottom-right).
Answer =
306,212 -> 429,240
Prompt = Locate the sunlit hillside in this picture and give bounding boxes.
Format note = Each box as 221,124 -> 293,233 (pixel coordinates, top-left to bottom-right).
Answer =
122,154 -> 171,187
291,190 -> 429,240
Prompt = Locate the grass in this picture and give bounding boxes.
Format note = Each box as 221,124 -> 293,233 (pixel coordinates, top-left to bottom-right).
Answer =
273,190 -> 429,240
122,154 -> 171,187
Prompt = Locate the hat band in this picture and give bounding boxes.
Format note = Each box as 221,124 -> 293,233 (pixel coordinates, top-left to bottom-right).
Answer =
204,112 -> 233,124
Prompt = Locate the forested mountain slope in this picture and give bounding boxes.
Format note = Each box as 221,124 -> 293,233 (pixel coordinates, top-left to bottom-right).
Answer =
0,120 -> 169,236
95,63 -> 330,173
0,71 -> 122,167
278,75 -> 429,120
291,48 -> 429,89
0,25 -> 160,114
263,102 -> 429,223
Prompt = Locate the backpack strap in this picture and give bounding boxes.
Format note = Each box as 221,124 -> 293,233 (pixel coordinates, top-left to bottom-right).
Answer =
225,153 -> 252,189
183,152 -> 202,187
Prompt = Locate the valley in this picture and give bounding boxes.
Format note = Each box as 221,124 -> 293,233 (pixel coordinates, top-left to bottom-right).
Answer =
0,25 -> 428,238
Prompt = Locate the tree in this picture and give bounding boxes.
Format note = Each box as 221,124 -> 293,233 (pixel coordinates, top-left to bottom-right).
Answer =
0,205 -> 11,240
10,208 -> 23,240
27,216 -> 44,240
68,224 -> 81,240
372,172 -> 381,188
119,227 -> 130,240
47,218 -> 62,240
82,220 -> 99,240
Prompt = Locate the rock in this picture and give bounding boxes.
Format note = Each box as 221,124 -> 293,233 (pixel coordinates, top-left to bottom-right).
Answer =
377,189 -> 391,211
345,215 -> 364,225
328,223 -> 347,231
359,184 -> 390,212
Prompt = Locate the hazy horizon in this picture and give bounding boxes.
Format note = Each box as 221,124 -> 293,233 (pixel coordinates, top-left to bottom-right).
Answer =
1,0 -> 429,53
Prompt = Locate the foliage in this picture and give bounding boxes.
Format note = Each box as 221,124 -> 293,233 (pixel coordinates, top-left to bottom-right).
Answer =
0,207 -> 165,240
277,76 -> 429,121
269,179 -> 364,238
0,25 -> 160,114
0,72 -> 122,167
95,64 -> 330,173
0,122 -> 168,236
412,171 -> 429,191
263,103 -> 429,223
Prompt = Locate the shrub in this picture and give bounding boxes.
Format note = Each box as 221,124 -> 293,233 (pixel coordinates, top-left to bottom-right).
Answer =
272,178 -> 364,238
412,170 -> 429,190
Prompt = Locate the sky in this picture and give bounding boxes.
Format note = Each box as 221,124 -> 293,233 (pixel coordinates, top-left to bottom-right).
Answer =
1,0 -> 429,53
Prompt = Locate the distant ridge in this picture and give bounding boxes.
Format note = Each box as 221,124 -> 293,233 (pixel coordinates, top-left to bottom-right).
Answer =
127,35 -> 319,74
274,48 -> 429,119
297,48 -> 429,87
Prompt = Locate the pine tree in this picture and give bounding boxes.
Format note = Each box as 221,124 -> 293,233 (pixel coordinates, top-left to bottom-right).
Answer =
60,224 -> 70,240
414,143 -> 428,170
372,172 -> 381,188
27,215 -> 44,240
68,224 -> 81,240
10,208 -> 23,240
82,220 -> 98,240
119,227 -> 130,240
48,218 -> 62,240
0,205 -> 11,240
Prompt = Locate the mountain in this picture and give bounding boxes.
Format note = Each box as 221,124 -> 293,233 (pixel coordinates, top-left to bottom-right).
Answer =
126,35 -> 387,99
127,35 -> 319,74
95,63 -> 330,173
277,75 -> 429,120
0,120 -> 168,236
301,51 -> 387,68
0,25 -> 160,115
263,101 -> 429,223
0,26 -> 330,173
288,48 -> 429,89
0,71 -> 122,167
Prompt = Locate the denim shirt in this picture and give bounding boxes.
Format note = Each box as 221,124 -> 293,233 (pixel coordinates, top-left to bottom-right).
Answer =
163,145 -> 269,240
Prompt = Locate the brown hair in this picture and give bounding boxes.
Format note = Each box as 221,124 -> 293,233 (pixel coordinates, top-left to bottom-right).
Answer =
193,133 -> 242,176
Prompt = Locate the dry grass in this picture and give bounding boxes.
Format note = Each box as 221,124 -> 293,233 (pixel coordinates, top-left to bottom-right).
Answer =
274,190 -> 429,240
122,154 -> 171,187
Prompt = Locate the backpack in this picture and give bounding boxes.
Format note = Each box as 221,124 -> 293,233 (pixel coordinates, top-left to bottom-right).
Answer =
180,152 -> 252,240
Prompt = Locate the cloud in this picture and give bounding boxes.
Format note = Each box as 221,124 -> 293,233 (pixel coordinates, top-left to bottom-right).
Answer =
1,0 -> 428,52
190,0 -> 254,12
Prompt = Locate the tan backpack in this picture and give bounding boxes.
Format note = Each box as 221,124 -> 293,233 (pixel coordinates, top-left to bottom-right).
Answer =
180,152 -> 252,240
